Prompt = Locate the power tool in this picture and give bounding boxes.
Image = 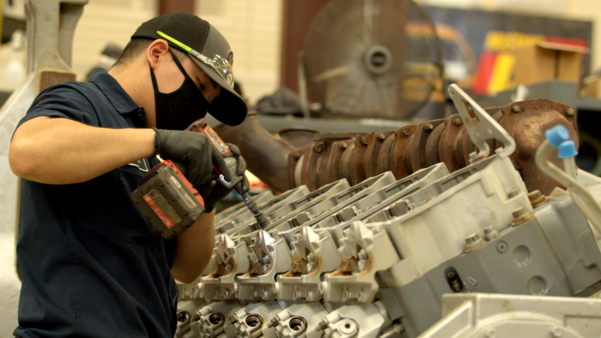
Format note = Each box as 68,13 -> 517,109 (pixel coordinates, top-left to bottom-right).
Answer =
131,120 -> 269,239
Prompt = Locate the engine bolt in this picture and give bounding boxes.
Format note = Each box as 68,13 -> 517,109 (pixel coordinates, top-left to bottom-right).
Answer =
464,233 -> 486,252
512,207 -> 532,226
360,136 -> 369,146
512,104 -> 521,113
376,133 -> 386,141
313,143 -> 324,153
402,127 -> 411,136
483,225 -> 498,241
565,107 -> 575,117
424,123 -> 434,131
452,116 -> 462,125
528,190 -> 549,208
338,143 -> 347,150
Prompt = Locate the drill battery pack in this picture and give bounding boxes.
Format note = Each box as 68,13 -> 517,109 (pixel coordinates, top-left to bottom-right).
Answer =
131,160 -> 205,239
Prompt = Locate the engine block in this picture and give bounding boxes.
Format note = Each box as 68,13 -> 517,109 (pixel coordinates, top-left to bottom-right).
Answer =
175,87 -> 601,338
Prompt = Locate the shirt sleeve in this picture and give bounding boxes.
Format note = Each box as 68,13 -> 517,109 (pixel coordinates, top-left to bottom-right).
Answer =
164,237 -> 177,268
17,84 -> 100,128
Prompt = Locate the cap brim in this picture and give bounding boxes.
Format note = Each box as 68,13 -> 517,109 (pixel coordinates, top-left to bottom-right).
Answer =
190,58 -> 248,126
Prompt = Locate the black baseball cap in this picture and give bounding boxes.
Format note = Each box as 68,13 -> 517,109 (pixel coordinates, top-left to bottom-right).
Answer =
131,12 -> 247,126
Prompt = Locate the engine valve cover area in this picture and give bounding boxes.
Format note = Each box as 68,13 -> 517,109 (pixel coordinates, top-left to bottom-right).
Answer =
175,161 -> 601,338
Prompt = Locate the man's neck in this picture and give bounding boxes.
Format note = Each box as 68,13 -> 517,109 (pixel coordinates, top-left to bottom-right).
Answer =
108,63 -> 149,109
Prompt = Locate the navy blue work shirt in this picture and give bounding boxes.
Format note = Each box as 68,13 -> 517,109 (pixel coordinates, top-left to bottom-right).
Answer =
14,68 -> 178,338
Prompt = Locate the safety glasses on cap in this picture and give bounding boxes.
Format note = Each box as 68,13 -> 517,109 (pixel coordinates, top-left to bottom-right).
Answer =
157,31 -> 234,88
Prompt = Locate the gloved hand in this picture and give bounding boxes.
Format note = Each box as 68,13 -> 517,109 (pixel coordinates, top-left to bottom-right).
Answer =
196,143 -> 249,212
153,128 -> 224,187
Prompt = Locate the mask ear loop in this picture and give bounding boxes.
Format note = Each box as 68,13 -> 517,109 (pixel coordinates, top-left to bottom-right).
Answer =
148,49 -> 198,94
149,63 -> 160,92
169,49 -> 195,82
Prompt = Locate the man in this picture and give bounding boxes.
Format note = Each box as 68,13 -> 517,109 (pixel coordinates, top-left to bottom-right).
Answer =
9,12 -> 247,337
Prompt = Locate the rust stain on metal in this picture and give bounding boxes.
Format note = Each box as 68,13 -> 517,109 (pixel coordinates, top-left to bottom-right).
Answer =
359,253 -> 374,274
330,254 -> 353,276
364,130 -> 394,177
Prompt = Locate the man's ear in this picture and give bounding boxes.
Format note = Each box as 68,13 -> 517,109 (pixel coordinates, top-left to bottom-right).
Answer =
147,39 -> 171,70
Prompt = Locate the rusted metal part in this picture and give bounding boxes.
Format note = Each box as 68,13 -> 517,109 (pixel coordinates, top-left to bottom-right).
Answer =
339,143 -> 356,185
217,100 -> 578,197
299,142 -> 331,191
287,99 -> 578,195
328,139 -> 355,184
288,150 -> 304,189
486,99 -> 578,195
424,122 -> 445,167
365,131 -> 394,177
293,132 -> 365,190
390,126 -> 417,179
406,120 -> 444,173
377,133 -> 396,174
350,135 -> 370,185
215,112 -> 296,193
278,128 -> 319,151
438,114 -> 472,173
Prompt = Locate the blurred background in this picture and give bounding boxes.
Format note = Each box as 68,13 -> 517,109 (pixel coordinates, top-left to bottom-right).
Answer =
0,0 -> 598,108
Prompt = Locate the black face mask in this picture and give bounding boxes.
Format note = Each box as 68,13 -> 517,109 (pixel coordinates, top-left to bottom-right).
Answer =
150,50 -> 208,130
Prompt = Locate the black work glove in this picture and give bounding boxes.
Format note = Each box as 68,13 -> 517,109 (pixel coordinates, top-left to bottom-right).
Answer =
196,143 -> 249,212
153,128 -> 224,187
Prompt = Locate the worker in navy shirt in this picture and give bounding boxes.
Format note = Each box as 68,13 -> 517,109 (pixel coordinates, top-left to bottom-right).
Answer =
9,12 -> 248,337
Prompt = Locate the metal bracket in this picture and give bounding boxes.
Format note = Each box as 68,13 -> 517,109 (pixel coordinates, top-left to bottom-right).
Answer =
448,84 -> 516,162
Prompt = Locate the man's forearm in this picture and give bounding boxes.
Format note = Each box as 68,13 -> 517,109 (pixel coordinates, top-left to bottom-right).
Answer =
9,116 -> 156,184
171,210 -> 215,283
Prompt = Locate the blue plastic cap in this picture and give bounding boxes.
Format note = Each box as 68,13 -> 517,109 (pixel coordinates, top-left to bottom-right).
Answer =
558,140 -> 578,158
545,125 -> 570,148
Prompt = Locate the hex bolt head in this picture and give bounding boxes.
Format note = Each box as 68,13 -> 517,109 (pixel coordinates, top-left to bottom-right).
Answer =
512,207 -> 533,226
507,189 -> 520,199
452,116 -> 462,125
376,133 -> 387,141
465,233 -> 480,245
528,190 -> 549,208
565,107 -> 575,117
464,233 -> 486,253
512,208 -> 525,219
401,127 -> 411,136
512,104 -> 521,113
313,143 -> 325,153
360,136 -> 369,146
424,123 -> 434,131
483,225 -> 499,241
